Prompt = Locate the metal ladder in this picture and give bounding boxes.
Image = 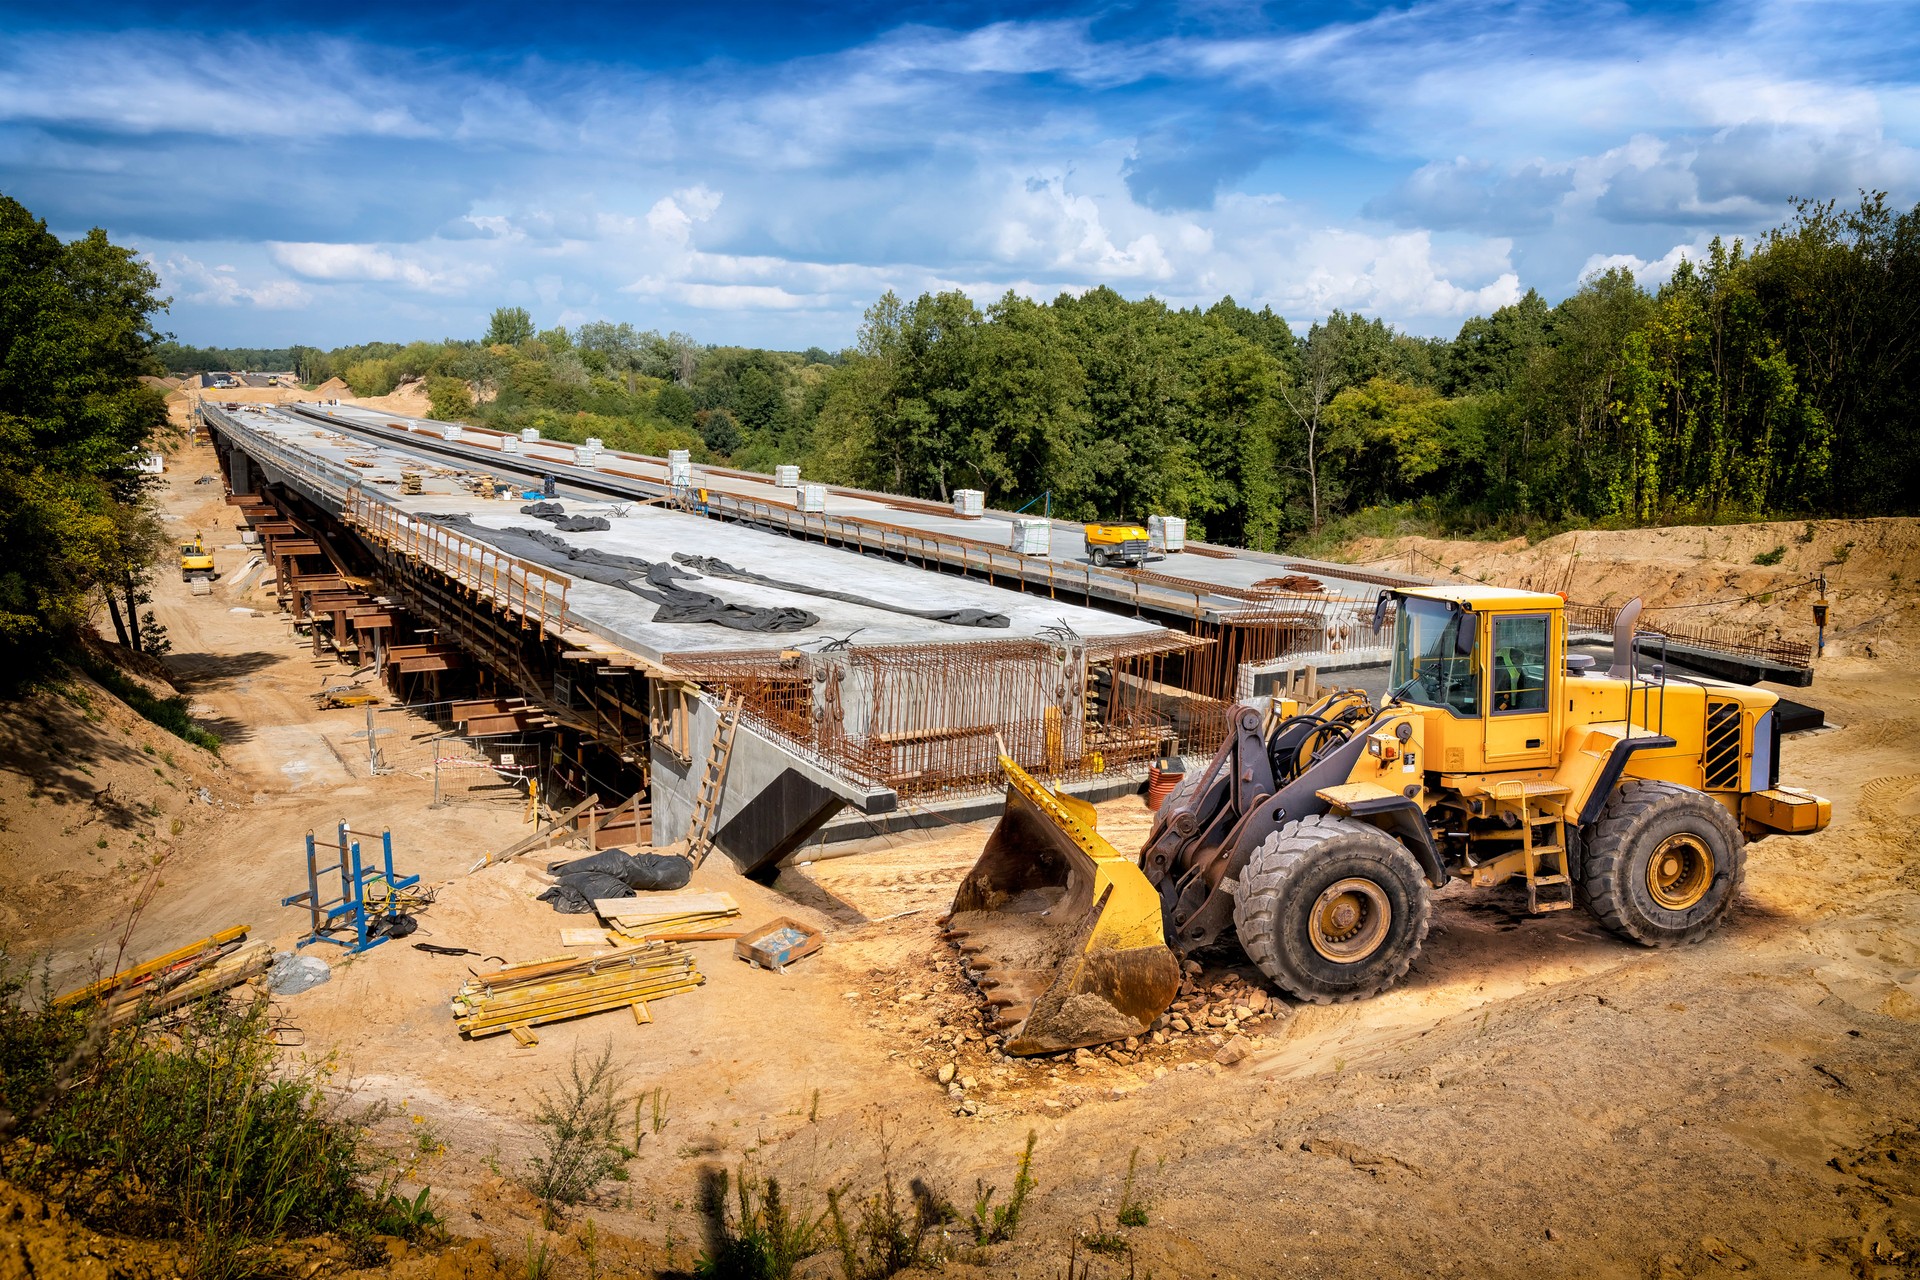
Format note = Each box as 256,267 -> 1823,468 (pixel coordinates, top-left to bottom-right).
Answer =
1519,789 -> 1575,913
685,692 -> 742,868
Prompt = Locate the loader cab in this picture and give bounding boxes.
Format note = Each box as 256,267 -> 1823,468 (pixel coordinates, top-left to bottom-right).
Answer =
1385,587 -> 1565,773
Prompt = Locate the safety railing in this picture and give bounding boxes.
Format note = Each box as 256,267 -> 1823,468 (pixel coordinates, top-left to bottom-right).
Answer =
676,488 -> 1237,622
345,491 -> 572,639
201,403 -> 354,506
1564,602 -> 1812,669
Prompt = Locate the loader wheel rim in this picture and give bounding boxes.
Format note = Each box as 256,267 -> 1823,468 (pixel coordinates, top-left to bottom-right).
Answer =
1308,878 -> 1391,963
1647,835 -> 1714,910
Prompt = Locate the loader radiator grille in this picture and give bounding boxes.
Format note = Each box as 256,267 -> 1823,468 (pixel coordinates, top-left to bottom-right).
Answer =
1704,701 -> 1742,790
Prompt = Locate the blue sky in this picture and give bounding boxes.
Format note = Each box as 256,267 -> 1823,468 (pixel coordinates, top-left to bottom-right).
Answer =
3,0 -> 1916,350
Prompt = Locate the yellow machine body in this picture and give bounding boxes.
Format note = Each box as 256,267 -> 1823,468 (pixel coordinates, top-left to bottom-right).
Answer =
179,533 -> 215,581
1364,585 -> 1827,842
1083,522 -> 1151,567
945,756 -> 1182,1056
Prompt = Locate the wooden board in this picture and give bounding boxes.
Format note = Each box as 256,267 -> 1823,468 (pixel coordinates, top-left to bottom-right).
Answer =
593,891 -> 738,921
559,928 -> 613,948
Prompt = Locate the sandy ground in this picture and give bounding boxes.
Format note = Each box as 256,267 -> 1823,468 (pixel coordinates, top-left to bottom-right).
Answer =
3,445 -> 1917,1278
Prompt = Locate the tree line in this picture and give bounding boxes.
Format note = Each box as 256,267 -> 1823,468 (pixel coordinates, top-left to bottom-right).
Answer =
8,186 -> 1910,680
164,193 -> 1911,550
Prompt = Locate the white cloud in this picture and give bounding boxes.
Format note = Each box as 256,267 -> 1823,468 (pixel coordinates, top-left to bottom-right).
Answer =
11,0 -> 1914,347
1577,241 -> 1709,288
645,185 -> 724,243
0,34 -> 436,140
267,242 -> 474,293
156,255 -> 310,309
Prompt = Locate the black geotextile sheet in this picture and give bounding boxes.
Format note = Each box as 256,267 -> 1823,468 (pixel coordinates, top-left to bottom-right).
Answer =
518,501 -> 611,533
536,871 -> 629,914
428,515 -> 1013,632
549,849 -> 692,891
428,514 -> 817,632
671,554 -> 1009,628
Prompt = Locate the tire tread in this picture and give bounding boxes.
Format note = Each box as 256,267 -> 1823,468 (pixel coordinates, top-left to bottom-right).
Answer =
1233,814 -> 1431,1004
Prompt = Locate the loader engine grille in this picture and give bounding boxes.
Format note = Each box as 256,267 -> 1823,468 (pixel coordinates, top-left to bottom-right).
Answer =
1704,700 -> 1742,790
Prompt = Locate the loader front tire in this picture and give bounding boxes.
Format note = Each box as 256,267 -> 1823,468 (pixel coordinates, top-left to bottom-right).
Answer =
1233,815 -> 1431,1005
1582,779 -> 1745,947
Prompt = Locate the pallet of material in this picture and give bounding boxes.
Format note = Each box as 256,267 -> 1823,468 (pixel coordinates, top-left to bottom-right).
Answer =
53,925 -> 273,1028
451,942 -> 704,1043
594,891 -> 740,939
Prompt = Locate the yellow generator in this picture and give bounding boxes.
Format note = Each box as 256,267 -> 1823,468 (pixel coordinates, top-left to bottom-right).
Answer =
950,585 -> 1830,1053
1084,521 -> 1150,568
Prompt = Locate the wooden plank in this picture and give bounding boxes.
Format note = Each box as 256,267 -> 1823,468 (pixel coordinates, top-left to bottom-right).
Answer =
593,891 -> 738,919
470,793 -> 602,871
559,928 -> 614,948
385,643 -> 454,661
452,697 -> 528,720
55,924 -> 251,1007
398,656 -> 461,673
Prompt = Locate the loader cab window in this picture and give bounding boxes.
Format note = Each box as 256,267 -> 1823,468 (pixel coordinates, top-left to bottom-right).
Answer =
1391,597 -> 1480,718
1491,614 -> 1550,713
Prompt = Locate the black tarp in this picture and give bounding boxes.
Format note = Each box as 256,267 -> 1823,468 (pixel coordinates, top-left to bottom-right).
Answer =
536,871 -> 631,914
547,849 -> 692,891
426,515 -> 818,632
517,501 -> 610,533
671,554 -> 1010,628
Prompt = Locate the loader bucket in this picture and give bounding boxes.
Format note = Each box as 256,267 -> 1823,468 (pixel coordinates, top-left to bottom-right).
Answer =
945,757 -> 1181,1056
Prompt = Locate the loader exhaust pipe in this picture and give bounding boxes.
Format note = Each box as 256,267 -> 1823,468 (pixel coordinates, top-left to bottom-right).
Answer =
1607,597 -> 1643,679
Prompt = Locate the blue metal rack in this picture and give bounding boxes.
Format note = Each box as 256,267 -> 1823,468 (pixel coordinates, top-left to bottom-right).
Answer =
282,822 -> 419,953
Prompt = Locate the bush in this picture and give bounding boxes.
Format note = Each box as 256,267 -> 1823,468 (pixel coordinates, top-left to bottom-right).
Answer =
695,1165 -> 825,1280
342,358 -> 398,397
523,1043 -> 629,1220
968,1130 -> 1036,1245
1753,544 -> 1786,566
425,376 -> 475,421
71,651 -> 220,753
0,959 -> 432,1277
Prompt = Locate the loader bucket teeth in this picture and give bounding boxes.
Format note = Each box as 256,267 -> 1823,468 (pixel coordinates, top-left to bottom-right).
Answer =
947,756 -> 1181,1056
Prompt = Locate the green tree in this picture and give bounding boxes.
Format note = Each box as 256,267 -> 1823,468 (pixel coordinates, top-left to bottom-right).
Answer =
485,306 -> 535,346
0,195 -> 169,679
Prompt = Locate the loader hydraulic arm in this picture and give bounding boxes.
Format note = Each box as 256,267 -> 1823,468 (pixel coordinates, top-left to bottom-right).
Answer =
1142,697 -> 1383,952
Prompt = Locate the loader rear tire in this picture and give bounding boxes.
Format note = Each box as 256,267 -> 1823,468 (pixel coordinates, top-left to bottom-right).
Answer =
1233,815 -> 1430,1004
1582,779 -> 1745,947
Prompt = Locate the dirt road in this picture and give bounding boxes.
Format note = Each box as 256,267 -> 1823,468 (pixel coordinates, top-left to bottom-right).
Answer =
4,448 -> 1915,1279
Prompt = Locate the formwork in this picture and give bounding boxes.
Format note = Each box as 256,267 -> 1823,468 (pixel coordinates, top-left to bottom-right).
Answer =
668,630 -> 1220,801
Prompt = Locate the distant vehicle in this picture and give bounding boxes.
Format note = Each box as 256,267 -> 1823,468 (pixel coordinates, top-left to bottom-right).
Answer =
179,533 -> 215,583
1083,521 -> 1150,567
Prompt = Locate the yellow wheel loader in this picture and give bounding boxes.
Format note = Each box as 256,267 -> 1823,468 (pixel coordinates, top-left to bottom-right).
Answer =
949,585 -> 1831,1054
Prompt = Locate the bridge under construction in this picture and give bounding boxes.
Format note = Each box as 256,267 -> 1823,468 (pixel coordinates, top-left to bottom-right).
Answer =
198,398 -> 1815,875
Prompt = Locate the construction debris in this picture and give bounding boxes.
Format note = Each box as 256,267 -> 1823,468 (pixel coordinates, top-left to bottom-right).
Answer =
597,890 -> 741,941
55,926 -> 272,1027
734,917 -> 824,972
450,942 -> 704,1043
1251,574 -> 1325,594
